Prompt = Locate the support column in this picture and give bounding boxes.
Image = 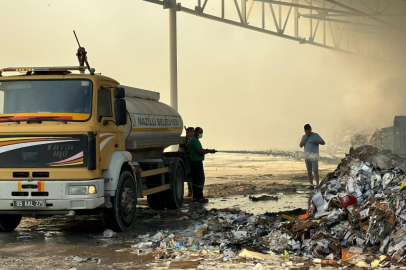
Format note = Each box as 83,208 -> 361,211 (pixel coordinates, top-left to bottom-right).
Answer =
169,0 -> 178,111
294,0 -> 298,38
241,0 -> 247,24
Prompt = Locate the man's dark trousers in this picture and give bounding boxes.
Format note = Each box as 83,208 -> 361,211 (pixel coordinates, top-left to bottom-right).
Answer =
191,160 -> 205,200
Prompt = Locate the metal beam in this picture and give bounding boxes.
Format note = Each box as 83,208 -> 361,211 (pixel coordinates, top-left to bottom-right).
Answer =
269,3 -> 280,31
300,14 -> 391,29
247,0 -> 255,21
324,0 -> 394,27
262,1 -> 265,28
311,18 -> 320,41
181,5 -> 302,42
360,0 -> 375,14
241,0 -> 247,24
294,0 -> 298,37
202,0 -> 209,11
233,0 -> 244,23
144,0 -> 406,62
282,4 -> 293,32
323,13 -> 406,17
380,0 -> 400,14
141,184 -> 171,196
180,5 -> 361,55
140,167 -> 169,178
144,0 -> 169,7
255,0 -> 357,15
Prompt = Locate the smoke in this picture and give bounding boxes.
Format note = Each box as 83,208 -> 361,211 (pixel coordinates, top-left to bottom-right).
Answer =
332,40 -> 406,135
176,0 -> 406,151
1,0 -> 405,152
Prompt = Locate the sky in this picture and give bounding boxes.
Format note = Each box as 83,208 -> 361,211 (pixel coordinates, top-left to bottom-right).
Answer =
1,0 -> 405,151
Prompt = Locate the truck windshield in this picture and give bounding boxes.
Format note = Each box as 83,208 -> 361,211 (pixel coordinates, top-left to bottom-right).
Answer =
0,80 -> 92,121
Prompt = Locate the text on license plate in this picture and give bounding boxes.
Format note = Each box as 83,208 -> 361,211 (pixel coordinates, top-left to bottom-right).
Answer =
13,200 -> 46,208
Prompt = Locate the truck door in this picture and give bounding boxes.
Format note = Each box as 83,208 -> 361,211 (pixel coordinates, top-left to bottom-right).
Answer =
97,85 -> 125,170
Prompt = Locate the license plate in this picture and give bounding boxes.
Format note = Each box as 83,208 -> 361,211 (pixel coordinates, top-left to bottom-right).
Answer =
13,200 -> 46,208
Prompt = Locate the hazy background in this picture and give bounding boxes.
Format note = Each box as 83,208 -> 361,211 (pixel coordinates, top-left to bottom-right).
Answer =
1,0 -> 405,151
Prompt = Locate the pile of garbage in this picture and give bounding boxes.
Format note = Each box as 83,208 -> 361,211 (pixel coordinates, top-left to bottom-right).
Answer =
342,145 -> 406,171
123,145 -> 406,268
130,208 -> 279,257
274,145 -> 406,267
350,127 -> 394,153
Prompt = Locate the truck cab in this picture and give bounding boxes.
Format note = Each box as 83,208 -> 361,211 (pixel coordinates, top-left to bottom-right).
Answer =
0,66 -> 188,232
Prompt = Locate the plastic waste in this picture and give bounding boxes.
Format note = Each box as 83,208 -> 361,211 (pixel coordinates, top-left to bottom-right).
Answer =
283,250 -> 290,260
131,242 -> 153,249
340,195 -> 356,209
103,229 -> 116,238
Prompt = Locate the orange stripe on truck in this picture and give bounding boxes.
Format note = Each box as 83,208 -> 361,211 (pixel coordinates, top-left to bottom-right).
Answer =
0,138 -> 54,147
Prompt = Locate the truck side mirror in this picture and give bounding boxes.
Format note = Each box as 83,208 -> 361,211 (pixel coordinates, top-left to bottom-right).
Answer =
114,99 -> 127,126
114,87 -> 125,99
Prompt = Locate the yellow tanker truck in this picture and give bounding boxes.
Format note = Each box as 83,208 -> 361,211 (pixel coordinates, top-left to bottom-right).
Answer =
0,66 -> 189,232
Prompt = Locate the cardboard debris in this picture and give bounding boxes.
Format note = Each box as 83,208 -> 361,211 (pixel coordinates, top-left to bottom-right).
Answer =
371,255 -> 387,268
193,228 -> 206,237
238,249 -> 272,260
342,247 -> 363,262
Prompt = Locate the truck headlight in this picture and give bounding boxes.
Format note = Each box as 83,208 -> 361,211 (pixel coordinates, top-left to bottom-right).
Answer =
69,185 -> 97,195
88,185 -> 97,194
69,186 -> 88,195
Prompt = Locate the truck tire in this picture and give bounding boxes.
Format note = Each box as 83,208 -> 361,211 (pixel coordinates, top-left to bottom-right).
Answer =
104,171 -> 137,232
164,160 -> 185,209
0,215 -> 22,232
147,193 -> 165,210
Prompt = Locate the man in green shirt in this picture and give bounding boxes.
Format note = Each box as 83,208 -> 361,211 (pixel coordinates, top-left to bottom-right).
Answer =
189,127 -> 216,203
178,127 -> 195,197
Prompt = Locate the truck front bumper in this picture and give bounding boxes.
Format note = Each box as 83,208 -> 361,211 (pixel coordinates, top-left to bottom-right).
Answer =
0,179 -> 106,211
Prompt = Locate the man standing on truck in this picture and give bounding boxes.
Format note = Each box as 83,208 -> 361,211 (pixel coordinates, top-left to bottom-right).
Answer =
299,124 -> 325,190
178,127 -> 195,197
189,127 -> 216,203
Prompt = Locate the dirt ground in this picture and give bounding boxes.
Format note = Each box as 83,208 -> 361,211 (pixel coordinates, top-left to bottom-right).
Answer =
0,152 -> 337,270
203,153 -> 336,198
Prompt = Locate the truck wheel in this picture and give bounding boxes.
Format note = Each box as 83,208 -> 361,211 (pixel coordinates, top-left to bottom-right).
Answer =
0,215 -> 22,232
147,193 -> 165,210
104,171 -> 137,232
164,161 -> 185,209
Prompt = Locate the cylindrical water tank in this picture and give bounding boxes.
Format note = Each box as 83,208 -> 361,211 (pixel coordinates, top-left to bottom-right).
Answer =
122,86 -> 183,151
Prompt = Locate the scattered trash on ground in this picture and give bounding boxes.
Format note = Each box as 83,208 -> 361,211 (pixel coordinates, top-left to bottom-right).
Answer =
103,229 -> 117,238
116,146 -> 406,269
249,195 -> 278,202
16,235 -> 33,240
4,146 -> 406,269
68,256 -> 101,264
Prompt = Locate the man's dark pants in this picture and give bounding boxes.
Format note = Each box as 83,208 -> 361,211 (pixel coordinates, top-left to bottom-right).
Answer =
191,160 -> 205,200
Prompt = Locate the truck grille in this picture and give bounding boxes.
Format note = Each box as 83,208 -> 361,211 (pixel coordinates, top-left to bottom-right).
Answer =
11,192 -> 29,196
12,172 -> 50,178
22,184 -> 38,189
13,172 -> 29,178
31,192 -> 49,197
32,172 -> 49,178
